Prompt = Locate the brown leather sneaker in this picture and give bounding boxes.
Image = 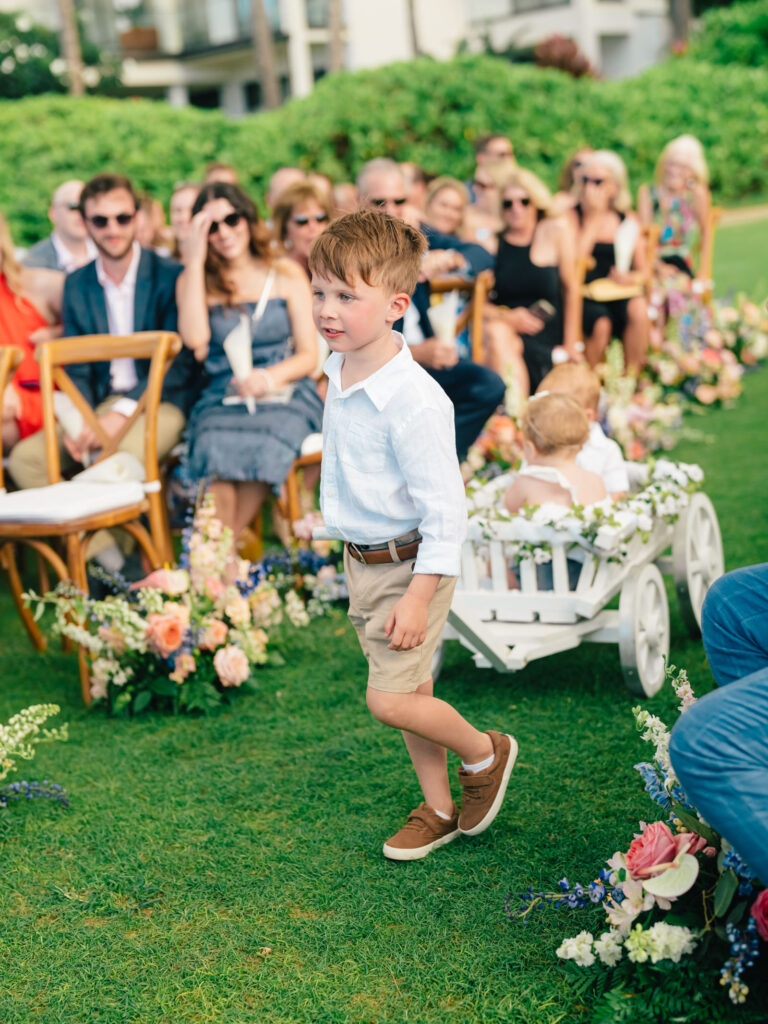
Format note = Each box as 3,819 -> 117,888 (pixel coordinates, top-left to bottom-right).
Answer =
458,731 -> 518,836
382,802 -> 460,861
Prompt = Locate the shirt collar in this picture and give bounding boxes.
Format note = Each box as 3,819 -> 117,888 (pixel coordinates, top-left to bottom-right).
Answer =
95,241 -> 141,291
324,332 -> 412,412
51,232 -> 97,271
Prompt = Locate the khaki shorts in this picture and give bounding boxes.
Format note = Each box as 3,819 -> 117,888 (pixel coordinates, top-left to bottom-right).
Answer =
344,545 -> 457,694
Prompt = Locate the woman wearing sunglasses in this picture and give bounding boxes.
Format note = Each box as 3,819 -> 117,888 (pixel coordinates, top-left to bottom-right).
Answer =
177,182 -> 323,578
568,150 -> 650,371
273,181 -> 333,279
483,168 -> 580,398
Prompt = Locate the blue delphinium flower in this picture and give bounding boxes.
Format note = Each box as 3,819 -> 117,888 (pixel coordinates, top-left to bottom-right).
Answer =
634,761 -> 671,810
0,779 -> 69,809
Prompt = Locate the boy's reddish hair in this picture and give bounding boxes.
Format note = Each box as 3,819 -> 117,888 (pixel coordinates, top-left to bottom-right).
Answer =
309,209 -> 427,295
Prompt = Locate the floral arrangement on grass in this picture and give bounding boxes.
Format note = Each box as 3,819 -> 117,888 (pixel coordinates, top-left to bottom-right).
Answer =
24,497 -> 343,716
465,459 -> 703,564
710,295 -> 768,367
506,665 -> 767,1020
0,704 -> 68,812
461,413 -> 523,482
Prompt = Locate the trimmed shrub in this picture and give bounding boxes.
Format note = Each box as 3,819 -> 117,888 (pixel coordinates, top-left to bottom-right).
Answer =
1,55 -> 767,245
689,0 -> 768,66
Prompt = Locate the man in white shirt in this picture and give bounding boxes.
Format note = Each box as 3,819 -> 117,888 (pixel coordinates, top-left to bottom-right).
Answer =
311,209 -> 516,862
22,180 -> 96,273
9,173 -> 196,495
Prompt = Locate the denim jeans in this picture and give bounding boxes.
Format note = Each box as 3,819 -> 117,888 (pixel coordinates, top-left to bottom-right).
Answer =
669,563 -> 768,884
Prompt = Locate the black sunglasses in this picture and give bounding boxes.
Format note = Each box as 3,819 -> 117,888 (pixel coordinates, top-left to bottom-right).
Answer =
208,211 -> 244,235
582,177 -> 606,187
66,203 -> 81,212
292,213 -> 330,226
502,197 -> 531,209
87,212 -> 135,228
370,197 -> 407,208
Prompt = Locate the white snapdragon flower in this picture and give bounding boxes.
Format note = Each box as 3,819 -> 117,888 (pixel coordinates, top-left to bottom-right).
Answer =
556,931 -> 595,967
594,930 -> 624,967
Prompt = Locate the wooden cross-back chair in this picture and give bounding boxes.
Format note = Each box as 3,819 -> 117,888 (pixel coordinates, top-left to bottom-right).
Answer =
0,331 -> 182,702
429,269 -> 494,363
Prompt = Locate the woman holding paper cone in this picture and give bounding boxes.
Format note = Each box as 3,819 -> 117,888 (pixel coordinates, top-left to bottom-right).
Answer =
567,151 -> 650,371
176,183 -> 322,572
482,168 -> 580,396
0,212 -> 63,450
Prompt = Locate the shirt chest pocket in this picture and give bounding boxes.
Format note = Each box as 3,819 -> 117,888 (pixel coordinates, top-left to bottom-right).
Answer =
340,422 -> 390,474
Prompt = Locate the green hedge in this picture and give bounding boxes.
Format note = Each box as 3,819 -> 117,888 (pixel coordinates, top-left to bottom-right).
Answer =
689,0 -> 768,66
2,55 -> 767,245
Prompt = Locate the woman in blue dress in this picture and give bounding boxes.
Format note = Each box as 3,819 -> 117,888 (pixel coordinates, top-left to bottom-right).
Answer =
176,183 -> 322,572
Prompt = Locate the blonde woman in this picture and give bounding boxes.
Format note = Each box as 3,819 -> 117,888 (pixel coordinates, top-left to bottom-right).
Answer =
483,168 -> 580,396
568,150 -> 650,371
422,177 -> 469,237
638,135 -> 712,283
462,159 -> 510,254
0,213 -> 63,449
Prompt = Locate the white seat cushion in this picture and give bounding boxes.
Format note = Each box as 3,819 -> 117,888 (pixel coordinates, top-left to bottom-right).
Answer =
300,433 -> 323,457
0,480 -> 145,524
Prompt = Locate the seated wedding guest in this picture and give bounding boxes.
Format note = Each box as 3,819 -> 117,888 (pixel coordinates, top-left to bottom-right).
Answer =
468,134 -> 515,202
422,177 -> 469,238
637,134 -> 712,284
537,362 -> 629,499
357,158 -> 503,460
265,167 -> 306,212
551,148 -> 594,216
204,162 -> 239,186
484,168 -> 579,396
401,162 -> 429,213
177,183 -> 322,579
168,181 -> 200,262
0,212 -> 63,449
461,159 -> 508,254
670,562 -> 768,884
308,171 -> 333,202
567,151 -> 650,372
136,195 -> 173,257
8,173 -> 194,498
273,181 -> 333,279
21,179 -> 96,273
332,182 -> 359,217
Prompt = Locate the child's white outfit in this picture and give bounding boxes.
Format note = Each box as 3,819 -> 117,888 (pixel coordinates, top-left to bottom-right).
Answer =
577,421 -> 629,494
516,464 -> 580,503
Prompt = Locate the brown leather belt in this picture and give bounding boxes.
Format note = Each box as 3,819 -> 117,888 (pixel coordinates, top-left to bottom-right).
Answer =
346,539 -> 421,565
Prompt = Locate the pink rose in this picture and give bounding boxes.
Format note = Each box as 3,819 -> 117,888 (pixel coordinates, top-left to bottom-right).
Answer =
626,822 -> 680,878
146,612 -> 186,659
131,568 -> 189,596
170,653 -> 196,684
751,889 -> 768,941
200,619 -> 228,651
213,644 -> 250,688
204,576 -> 226,601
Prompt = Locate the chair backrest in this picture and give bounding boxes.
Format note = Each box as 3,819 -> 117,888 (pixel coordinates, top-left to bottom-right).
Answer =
36,331 -> 182,486
0,346 -> 24,492
429,270 -> 493,362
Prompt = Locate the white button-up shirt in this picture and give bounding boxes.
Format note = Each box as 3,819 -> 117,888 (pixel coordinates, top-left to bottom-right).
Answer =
51,232 -> 97,274
577,421 -> 630,494
321,333 -> 467,577
95,242 -> 141,417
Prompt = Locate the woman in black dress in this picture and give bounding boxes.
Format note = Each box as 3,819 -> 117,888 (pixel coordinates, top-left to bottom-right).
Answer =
483,168 -> 580,397
567,150 -> 650,371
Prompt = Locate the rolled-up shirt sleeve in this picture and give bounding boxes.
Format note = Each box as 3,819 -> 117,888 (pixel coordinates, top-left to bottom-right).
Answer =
392,406 -> 467,577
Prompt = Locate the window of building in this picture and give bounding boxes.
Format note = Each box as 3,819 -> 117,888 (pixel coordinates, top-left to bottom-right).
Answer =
189,86 -> 221,108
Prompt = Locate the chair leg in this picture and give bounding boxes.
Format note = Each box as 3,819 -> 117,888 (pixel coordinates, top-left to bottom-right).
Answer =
147,491 -> 173,565
0,542 -> 47,652
65,533 -> 92,706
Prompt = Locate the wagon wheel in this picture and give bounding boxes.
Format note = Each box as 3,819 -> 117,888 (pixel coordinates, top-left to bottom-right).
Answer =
431,638 -> 445,683
619,563 -> 670,697
673,492 -> 724,637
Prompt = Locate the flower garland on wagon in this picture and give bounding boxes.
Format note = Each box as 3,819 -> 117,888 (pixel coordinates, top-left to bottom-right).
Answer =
23,496 -> 345,715
505,665 -> 767,1017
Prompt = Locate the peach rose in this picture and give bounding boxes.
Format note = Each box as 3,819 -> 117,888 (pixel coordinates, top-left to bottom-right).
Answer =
146,612 -> 186,659
213,644 -> 250,688
204,576 -> 226,602
131,568 -> 189,596
200,618 -> 228,651
170,653 -> 196,684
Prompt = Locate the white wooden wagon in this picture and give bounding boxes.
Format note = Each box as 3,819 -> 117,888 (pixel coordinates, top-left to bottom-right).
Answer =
437,461 -> 723,697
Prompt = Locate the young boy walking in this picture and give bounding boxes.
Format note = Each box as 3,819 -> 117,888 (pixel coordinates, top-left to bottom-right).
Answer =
309,210 -> 517,861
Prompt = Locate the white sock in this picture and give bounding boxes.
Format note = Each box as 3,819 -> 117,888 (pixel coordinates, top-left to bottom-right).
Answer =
462,751 -> 494,774
433,807 -> 452,821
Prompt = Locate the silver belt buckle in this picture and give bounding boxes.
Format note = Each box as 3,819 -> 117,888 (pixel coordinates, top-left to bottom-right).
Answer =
347,542 -> 367,564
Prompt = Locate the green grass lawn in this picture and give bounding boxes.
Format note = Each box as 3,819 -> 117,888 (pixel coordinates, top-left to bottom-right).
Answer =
1,220 -> 767,1024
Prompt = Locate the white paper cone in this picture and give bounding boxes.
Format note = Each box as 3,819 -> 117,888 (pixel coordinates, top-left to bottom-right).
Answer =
428,291 -> 459,346
222,313 -> 255,414
614,219 -> 639,274
53,391 -> 83,440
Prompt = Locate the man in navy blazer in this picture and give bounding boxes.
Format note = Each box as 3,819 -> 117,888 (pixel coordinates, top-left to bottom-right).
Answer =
357,159 -> 504,460
9,173 -> 198,493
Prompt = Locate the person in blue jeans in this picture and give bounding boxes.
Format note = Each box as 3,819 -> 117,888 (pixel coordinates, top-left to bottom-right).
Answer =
669,563 -> 768,884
